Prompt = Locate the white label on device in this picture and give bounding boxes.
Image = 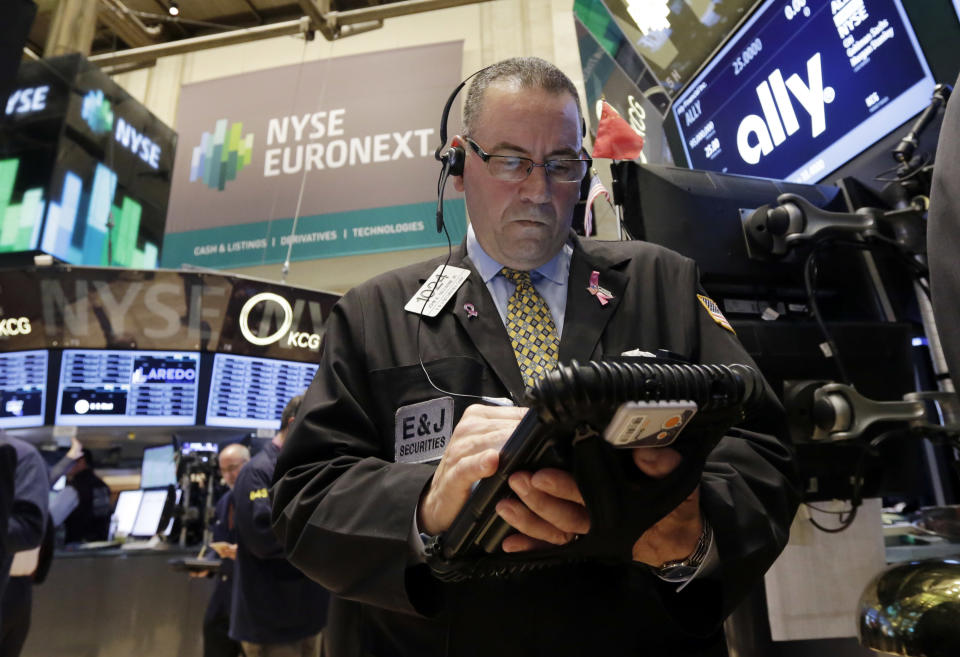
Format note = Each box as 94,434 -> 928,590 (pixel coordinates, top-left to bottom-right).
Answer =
603,400 -> 698,448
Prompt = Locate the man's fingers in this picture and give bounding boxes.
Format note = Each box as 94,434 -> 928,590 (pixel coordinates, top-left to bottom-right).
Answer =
503,472 -> 590,534
496,497 -> 576,546
529,468 -> 586,505
500,533 -> 556,553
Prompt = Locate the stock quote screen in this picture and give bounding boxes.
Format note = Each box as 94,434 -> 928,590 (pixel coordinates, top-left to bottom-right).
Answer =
56,350 -> 200,426
672,0 -> 935,182
0,350 -> 47,428
206,353 -> 318,430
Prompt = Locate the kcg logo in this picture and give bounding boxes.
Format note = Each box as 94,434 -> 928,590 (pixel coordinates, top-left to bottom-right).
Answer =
0,317 -> 31,337
239,292 -> 321,350
736,53 -> 835,165
190,119 -> 255,191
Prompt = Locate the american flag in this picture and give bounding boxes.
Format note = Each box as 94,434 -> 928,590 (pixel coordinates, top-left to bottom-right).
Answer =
583,173 -> 611,237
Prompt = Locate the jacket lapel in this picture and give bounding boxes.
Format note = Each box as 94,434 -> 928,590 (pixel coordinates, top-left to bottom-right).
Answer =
559,238 -> 630,364
447,247 -> 526,399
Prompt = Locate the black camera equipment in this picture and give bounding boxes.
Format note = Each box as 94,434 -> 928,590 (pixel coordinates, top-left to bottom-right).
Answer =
425,358 -> 764,581
175,441 -> 220,547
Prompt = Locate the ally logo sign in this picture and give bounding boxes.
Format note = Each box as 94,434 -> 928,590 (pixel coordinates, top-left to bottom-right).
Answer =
190,119 -> 255,191
81,89 -> 114,134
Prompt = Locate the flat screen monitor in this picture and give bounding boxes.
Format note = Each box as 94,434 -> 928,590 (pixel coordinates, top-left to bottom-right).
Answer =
112,489 -> 143,537
141,444 -> 177,488
671,0 -> 935,182
130,488 -> 168,538
0,349 -> 47,428
205,353 -> 318,430
612,162 -> 885,321
600,0 -> 758,97
56,349 -> 200,426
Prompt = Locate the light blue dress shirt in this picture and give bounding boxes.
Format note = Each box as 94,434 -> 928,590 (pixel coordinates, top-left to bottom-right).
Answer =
465,224 -> 573,337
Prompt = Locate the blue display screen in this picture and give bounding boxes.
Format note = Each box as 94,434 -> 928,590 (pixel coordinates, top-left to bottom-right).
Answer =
672,0 -> 935,182
206,353 -> 317,430
56,349 -> 200,426
0,350 -> 47,429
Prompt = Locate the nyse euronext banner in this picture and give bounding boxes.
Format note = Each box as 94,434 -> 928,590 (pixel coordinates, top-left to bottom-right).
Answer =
162,41 -> 467,269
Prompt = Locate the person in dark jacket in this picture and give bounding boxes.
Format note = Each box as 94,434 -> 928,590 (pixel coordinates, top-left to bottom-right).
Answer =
1,436 -> 49,657
195,443 -> 250,657
270,57 -> 798,657
230,396 -> 328,657
0,435 -> 16,617
63,448 -> 110,544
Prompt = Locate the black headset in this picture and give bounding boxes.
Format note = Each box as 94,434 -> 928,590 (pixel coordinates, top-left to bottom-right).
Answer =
433,67 -> 490,233
432,66 -> 591,235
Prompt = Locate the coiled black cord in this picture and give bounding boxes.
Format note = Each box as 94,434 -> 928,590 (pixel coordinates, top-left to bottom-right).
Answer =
526,359 -> 763,426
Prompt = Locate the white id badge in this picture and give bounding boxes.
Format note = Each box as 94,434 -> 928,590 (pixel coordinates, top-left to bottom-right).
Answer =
404,266 -> 471,317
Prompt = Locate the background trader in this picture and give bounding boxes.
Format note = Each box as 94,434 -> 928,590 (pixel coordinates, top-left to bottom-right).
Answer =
194,443 -> 251,657
1,435 -> 49,657
231,396 -> 328,657
271,57 -> 798,657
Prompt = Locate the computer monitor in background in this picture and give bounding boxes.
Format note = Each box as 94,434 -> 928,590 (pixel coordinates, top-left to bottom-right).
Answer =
141,444 -> 177,489
112,489 -> 143,538
670,0 -> 935,183
611,161 -> 887,322
205,353 -> 317,430
130,488 -> 169,539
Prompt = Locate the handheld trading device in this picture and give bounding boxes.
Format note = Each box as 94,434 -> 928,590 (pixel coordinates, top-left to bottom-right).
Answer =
425,359 -> 764,581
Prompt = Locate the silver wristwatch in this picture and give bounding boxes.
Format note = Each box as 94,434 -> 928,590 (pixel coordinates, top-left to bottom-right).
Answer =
655,520 -> 713,583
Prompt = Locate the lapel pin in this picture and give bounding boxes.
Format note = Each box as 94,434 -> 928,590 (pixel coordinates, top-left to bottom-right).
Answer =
587,270 -> 614,306
464,303 -> 478,318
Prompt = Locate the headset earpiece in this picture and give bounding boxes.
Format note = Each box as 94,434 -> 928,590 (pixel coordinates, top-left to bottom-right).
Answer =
444,143 -> 465,177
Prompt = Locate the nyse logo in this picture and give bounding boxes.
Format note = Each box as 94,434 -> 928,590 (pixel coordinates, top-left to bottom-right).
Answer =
736,53 -> 835,165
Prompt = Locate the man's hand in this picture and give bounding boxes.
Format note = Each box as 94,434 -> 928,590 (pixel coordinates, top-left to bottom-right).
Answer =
189,569 -> 210,578
67,436 -> 83,460
630,448 -> 703,566
496,468 -> 590,551
210,542 -> 238,560
418,404 -> 528,536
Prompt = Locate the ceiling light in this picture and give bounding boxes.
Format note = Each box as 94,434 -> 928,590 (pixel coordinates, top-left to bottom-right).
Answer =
168,1 -> 180,16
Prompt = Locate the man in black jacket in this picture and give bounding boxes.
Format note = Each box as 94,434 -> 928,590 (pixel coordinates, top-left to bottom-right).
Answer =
195,443 -> 250,657
63,449 -> 110,544
272,57 -> 798,657
230,396 -> 328,657
1,436 -> 48,657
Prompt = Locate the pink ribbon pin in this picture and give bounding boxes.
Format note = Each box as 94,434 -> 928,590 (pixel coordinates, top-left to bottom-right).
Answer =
587,270 -> 613,306
464,303 -> 478,318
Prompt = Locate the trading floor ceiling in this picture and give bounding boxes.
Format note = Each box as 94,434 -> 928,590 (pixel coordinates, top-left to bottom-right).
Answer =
27,0 -> 491,64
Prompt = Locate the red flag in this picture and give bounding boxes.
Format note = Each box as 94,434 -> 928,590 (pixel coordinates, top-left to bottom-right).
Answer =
591,101 -> 644,160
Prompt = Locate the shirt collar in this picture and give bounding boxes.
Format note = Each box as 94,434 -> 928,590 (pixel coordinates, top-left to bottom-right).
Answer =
466,224 -> 571,284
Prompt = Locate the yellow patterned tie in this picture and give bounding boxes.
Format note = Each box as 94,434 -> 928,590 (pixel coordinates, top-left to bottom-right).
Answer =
501,268 -> 560,388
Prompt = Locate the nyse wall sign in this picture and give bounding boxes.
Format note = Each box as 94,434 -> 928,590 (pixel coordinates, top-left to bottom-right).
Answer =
0,265 -> 339,362
163,41 -> 467,269
672,0 -> 934,182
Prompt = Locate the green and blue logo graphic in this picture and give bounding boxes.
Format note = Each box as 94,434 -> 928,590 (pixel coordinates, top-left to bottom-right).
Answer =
81,89 -> 114,134
190,119 -> 254,191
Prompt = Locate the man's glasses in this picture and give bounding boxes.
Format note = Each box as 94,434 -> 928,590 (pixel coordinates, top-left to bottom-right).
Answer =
464,137 -> 591,184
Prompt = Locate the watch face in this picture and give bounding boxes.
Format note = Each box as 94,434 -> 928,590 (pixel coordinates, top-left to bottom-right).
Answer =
657,563 -> 699,583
